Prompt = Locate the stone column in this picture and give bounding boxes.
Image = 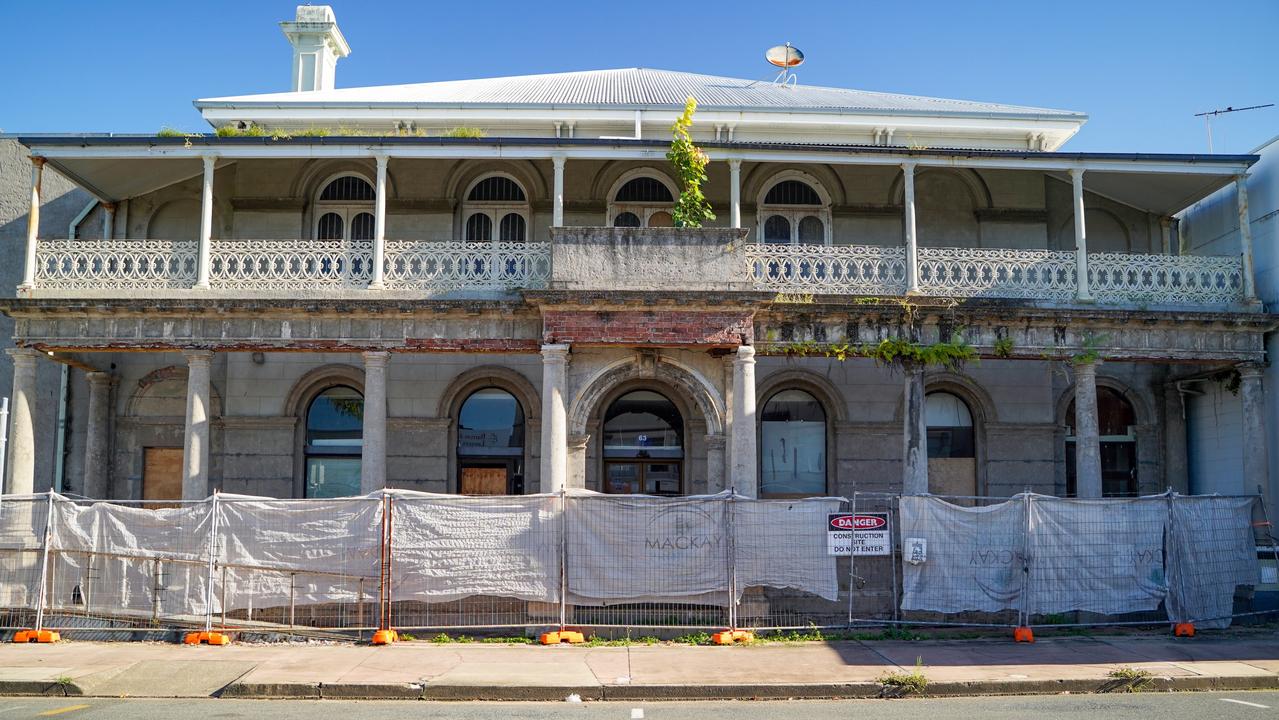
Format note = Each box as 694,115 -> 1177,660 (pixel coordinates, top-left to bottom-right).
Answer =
19,157 -> 44,291
82,372 -> 112,499
540,344 -> 569,493
1072,360 -> 1102,498
370,154 -> 388,289
195,155 -> 216,290
1070,168 -> 1091,302
1236,175 -> 1256,301
4,349 -> 40,494
182,350 -> 213,500
902,364 -> 928,495
361,351 -> 389,494
729,159 -> 742,229
1240,364 -> 1270,499
102,202 -> 116,240
552,156 -> 566,227
730,346 -> 758,498
902,162 -> 920,293
1162,380 -> 1189,494
705,434 -> 727,493
1159,217 -> 1172,256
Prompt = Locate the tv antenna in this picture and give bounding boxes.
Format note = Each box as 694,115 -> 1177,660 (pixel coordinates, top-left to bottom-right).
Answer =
1194,103 -> 1273,152
767,43 -> 804,86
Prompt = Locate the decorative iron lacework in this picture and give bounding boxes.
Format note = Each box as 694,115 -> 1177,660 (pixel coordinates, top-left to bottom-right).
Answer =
383,241 -> 551,292
208,239 -> 373,290
917,246 -> 1077,300
35,239 -> 198,290
746,243 -> 908,294
1088,251 -> 1244,306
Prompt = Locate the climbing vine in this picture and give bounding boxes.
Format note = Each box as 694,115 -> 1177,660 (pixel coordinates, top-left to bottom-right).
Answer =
771,335 -> 976,371
667,97 -> 716,228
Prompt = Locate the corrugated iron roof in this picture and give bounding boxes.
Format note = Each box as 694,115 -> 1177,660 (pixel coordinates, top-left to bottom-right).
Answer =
197,68 -> 1084,119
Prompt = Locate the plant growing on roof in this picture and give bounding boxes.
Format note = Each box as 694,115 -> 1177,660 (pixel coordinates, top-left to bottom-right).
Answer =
667,97 -> 716,228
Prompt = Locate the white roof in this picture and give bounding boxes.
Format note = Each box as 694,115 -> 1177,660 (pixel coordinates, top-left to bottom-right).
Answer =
197,67 -> 1084,119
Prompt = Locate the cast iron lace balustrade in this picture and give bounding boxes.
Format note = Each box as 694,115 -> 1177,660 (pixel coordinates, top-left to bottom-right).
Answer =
209,239 -> 373,293
34,238 -> 199,291
917,246 -> 1077,300
1088,251 -> 1244,306
747,243 -> 908,295
382,240 -> 551,292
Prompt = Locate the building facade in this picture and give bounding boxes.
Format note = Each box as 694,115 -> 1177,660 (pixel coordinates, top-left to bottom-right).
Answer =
1,7 -> 1273,510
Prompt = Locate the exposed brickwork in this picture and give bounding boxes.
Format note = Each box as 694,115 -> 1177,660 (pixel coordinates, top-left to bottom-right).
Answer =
403,338 -> 541,353
543,309 -> 753,347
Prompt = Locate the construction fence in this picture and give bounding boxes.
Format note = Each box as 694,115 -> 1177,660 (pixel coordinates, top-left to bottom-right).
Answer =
0,489 -> 1273,640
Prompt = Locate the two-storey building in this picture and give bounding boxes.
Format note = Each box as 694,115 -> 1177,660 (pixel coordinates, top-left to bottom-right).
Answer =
2,6 -> 1273,509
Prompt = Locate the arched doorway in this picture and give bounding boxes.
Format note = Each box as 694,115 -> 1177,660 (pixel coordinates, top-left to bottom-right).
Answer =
926,391 -> 977,500
457,387 -> 526,495
602,390 -> 684,495
304,385 -> 364,498
1066,387 -> 1138,497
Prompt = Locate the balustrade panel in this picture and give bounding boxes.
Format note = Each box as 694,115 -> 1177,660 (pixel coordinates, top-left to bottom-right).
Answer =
746,243 -> 908,295
35,239 -> 198,291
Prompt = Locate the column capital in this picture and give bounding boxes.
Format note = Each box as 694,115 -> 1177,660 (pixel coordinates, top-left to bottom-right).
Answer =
30,156 -> 46,169
374,153 -> 390,168
1237,362 -> 1266,379
900,160 -> 917,173
182,349 -> 214,365
727,158 -> 742,170
552,154 -> 567,169
5,347 -> 43,364
704,433 -> 727,449
735,345 -> 756,362
85,370 -> 113,386
1235,172 -> 1251,184
362,350 -> 391,367
102,201 -> 117,212
541,343 -> 570,361
1071,357 -> 1100,374
201,154 -> 218,166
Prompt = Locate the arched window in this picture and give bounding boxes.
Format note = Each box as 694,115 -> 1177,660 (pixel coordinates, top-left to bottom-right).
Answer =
314,175 -> 375,241
463,174 -> 528,243
758,175 -> 830,245
608,173 -> 677,228
926,392 -> 975,459
760,389 -> 827,497
304,385 -> 364,498
1065,387 -> 1138,497
456,387 -> 525,495
603,390 -> 683,495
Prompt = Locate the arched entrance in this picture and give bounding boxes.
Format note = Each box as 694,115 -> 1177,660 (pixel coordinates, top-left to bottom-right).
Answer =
304,385 -> 364,498
457,387 -> 526,495
602,390 -> 685,495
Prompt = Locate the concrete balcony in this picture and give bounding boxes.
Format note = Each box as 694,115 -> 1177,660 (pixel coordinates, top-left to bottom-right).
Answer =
21,229 -> 1253,311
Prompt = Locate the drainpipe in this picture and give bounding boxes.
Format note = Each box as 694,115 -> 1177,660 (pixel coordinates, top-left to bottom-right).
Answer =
0,396 -> 9,498
53,364 -> 69,493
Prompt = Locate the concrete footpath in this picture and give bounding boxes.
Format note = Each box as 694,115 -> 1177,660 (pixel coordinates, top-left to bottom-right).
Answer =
0,632 -> 1276,700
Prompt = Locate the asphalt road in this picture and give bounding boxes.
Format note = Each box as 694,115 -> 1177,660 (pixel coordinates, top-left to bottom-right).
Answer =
0,692 -> 1276,719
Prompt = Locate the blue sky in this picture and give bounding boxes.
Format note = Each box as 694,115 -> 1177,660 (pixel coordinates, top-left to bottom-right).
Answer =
2,0 -> 1276,153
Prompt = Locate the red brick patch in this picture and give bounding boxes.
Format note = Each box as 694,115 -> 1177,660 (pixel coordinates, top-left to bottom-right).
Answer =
543,310 -> 753,347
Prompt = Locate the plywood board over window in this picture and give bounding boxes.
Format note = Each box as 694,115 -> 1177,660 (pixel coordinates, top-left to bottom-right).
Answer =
143,447 -> 183,508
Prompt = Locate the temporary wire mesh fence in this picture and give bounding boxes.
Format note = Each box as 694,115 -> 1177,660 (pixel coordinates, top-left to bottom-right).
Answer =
0,489 -> 1272,641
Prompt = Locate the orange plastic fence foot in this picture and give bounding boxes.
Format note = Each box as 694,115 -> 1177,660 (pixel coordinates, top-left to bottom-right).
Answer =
712,630 -> 754,645
1013,626 -> 1034,643
12,629 -> 59,644
539,630 -> 585,645
1173,623 -> 1195,638
183,631 -> 231,646
371,629 -> 399,646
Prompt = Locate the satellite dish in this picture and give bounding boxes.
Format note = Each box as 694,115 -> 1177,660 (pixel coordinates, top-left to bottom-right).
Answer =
766,43 -> 804,86
766,44 -> 805,69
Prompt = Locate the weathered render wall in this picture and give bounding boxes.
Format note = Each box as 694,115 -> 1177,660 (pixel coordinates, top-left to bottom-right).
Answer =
0,138 -> 90,493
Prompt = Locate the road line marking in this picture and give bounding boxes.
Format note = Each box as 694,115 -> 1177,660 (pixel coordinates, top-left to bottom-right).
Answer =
1221,698 -> 1270,709
631,710 -> 645,720
0,707 -> 28,715
37,705 -> 90,717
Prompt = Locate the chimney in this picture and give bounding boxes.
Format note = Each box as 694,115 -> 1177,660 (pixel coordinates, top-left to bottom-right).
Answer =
280,5 -> 351,92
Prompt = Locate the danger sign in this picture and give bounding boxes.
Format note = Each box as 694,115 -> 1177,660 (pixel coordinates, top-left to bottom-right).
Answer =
827,513 -> 891,556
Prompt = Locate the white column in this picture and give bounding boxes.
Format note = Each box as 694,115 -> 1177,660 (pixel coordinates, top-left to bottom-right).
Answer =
902,364 -> 928,495
730,346 -> 758,498
181,350 -> 213,500
539,344 -> 570,493
729,159 -> 742,229
102,202 -> 116,240
370,155 -> 388,289
552,156 -> 566,227
82,372 -> 112,498
195,155 -> 216,290
1159,217 -> 1171,256
19,157 -> 44,291
1071,168 -> 1091,302
902,162 -> 920,293
1239,364 -> 1270,500
1072,359 -> 1102,498
1236,174 -> 1257,301
361,351 -> 389,494
4,348 -> 40,494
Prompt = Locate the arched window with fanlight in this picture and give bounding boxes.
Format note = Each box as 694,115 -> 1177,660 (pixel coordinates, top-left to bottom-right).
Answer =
314,175 -> 376,242
304,385 -> 364,498
759,389 -> 827,497
608,173 -> 677,228
603,390 -> 684,496
925,391 -> 979,499
758,175 -> 831,245
462,174 -> 528,243
1065,386 -> 1138,497
456,387 -> 526,495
